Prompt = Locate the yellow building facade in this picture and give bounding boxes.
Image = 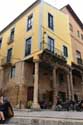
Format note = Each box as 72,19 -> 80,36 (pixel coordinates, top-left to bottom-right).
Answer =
0,1 -> 72,64
0,0 -> 77,109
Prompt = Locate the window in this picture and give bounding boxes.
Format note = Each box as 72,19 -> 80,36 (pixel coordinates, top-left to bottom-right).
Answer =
7,48 -> 12,63
69,23 -> 73,32
27,14 -> 33,31
76,50 -> 82,64
0,38 -> 2,48
10,66 -> 15,78
48,13 -> 54,30
81,34 -> 83,40
77,30 -> 80,38
25,37 -> 32,56
63,45 -> 68,57
10,28 -> 15,42
76,50 -> 81,59
48,36 -> 54,53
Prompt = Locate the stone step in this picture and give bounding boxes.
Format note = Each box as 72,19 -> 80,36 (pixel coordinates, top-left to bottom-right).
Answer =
4,110 -> 83,125
6,117 -> 32,125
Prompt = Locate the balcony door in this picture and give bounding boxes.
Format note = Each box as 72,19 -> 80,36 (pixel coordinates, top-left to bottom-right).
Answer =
25,37 -> 32,56
48,36 -> 54,53
7,48 -> 12,63
27,87 -> 33,101
76,50 -> 82,64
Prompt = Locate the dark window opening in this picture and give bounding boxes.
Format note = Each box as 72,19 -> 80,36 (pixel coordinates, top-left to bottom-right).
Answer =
7,48 -> 12,63
63,45 -> 68,57
27,15 -> 33,31
76,50 -> 81,59
25,37 -> 32,56
10,66 -> 15,78
76,50 -> 82,64
48,13 -> 54,30
69,23 -> 73,32
10,28 -> 15,42
48,36 -> 54,53
77,30 -> 80,38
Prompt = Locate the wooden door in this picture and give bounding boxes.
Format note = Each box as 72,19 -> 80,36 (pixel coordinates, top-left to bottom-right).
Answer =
27,87 -> 33,101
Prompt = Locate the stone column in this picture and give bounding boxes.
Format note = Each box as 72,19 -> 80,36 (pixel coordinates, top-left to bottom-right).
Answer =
15,61 -> 26,108
67,72 -> 71,100
69,69 -> 74,100
32,59 -> 40,110
52,67 -> 57,110
16,61 -> 25,84
0,67 -> 4,89
81,72 -> 83,98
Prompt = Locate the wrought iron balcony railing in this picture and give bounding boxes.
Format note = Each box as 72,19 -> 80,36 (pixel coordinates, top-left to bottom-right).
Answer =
1,57 -> 12,67
7,37 -> 14,44
40,42 -> 66,61
77,58 -> 83,65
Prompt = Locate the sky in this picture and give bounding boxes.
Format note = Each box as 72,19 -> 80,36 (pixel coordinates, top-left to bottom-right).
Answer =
0,0 -> 83,31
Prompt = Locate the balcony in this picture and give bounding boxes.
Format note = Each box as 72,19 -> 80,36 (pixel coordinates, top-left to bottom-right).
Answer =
7,37 -> 14,45
1,57 -> 12,67
77,58 -> 83,65
40,42 -> 67,64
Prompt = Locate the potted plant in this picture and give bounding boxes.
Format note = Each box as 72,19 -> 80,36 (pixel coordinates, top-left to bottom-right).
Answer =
26,100 -> 32,109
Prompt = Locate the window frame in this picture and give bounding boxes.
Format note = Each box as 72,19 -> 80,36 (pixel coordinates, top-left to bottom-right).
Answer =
9,66 -> 16,78
10,28 -> 15,42
76,50 -> 82,64
77,30 -> 80,38
48,36 -> 55,53
69,23 -> 73,32
48,13 -> 54,30
76,50 -> 81,59
27,14 -> 33,31
25,37 -> 32,57
63,45 -> 68,58
7,48 -> 12,63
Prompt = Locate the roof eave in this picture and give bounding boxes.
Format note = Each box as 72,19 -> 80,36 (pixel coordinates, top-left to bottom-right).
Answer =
0,0 -> 41,35
61,4 -> 83,30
